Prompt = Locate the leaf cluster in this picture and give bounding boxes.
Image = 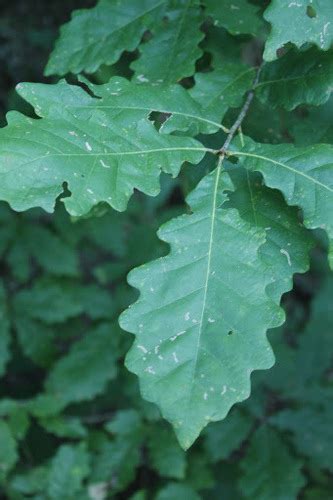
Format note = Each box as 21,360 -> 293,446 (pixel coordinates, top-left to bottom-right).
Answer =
0,0 -> 332,498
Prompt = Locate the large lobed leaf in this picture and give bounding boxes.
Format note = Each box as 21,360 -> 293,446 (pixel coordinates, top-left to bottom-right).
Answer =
120,161 -> 313,448
0,285 -> 10,377
0,79 -> 206,216
271,405 -> 333,473
226,167 -> 315,303
45,0 -> 167,75
239,425 -> 305,499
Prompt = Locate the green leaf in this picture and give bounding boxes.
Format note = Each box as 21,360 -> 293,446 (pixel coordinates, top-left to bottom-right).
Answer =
226,168 -> 315,302
263,0 -> 333,61
10,467 -> 49,497
91,411 -> 144,491
6,239 -> 32,283
268,276 -> 333,403
104,409 -> 142,436
15,317 -> 56,367
303,485 -> 333,500
39,416 -> 87,439
257,47 -> 333,110
7,407 -> 30,441
130,492 -> 147,500
47,443 -> 90,499
231,138 -> 333,267
204,408 -> 253,462
0,80 -> 205,216
0,420 -> 18,480
208,463 -> 242,500
147,424 -> 187,479
14,279 -> 114,323
132,0 -> 204,83
45,0 -> 167,76
155,483 -> 200,500
239,425 -> 305,499
291,97 -> 333,146
186,452 -> 215,490
0,284 -> 10,377
90,439 -> 141,493
271,406 -> 333,472
294,276 -> 333,385
26,394 -> 66,419
205,0 -> 263,36
21,224 -> 79,276
120,166 -> 285,449
166,64 -> 255,134
45,323 -> 118,405
202,26 -> 242,68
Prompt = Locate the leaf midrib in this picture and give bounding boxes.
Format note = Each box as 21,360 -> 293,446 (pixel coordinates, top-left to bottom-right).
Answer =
64,103 -> 225,131
185,158 -> 223,417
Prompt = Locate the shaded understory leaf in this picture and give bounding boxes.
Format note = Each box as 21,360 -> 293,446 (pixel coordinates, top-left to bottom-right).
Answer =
239,425 -> 306,499
45,0 -> 167,75
131,0 -> 205,84
47,443 -> 90,499
271,406 -> 333,473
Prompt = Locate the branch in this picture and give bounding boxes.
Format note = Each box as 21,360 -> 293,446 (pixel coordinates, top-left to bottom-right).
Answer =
219,65 -> 262,154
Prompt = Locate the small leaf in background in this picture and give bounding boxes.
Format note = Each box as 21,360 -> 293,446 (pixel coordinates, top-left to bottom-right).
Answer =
45,323 -> 119,405
90,410 -> 144,493
0,284 -> 11,376
10,466 -> 49,497
204,408 -> 253,462
239,425 -> 306,499
155,483 -> 200,500
271,406 -> 333,473
0,421 -> 18,480
47,443 -> 90,499
147,424 -> 187,479
164,64 -> 254,134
